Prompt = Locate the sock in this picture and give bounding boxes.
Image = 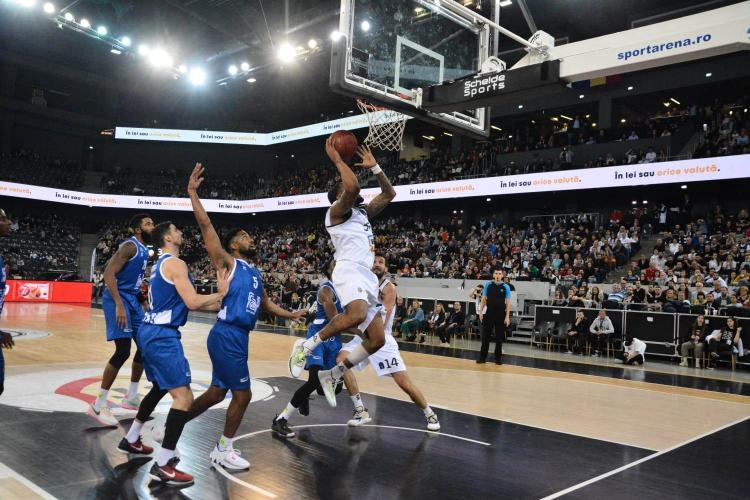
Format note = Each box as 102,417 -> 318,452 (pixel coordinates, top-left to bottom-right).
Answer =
156,447 -> 176,467
350,393 -> 363,409
302,333 -> 322,352
126,382 -> 139,400
276,403 -> 296,421
422,405 -> 434,417
346,344 -> 370,366
93,388 -> 109,411
126,419 -> 144,443
217,435 -> 233,452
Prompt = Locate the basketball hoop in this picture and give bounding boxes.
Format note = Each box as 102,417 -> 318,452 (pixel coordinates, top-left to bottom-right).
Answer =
356,99 -> 408,152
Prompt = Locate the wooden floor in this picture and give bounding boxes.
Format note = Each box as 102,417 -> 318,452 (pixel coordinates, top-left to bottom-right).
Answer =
1,303 -> 749,499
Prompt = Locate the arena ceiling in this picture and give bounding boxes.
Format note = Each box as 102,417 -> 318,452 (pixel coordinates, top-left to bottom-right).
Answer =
0,0 -> 743,131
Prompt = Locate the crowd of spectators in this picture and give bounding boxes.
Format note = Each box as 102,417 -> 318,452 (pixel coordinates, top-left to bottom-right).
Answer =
0,150 -> 83,189
0,213 -> 80,279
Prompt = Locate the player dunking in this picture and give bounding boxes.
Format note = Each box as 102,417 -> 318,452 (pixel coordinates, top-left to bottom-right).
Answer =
289,138 -> 396,407
0,209 -> 15,397
118,222 -> 228,487
88,214 -> 154,426
341,253 -> 440,431
184,163 -> 305,470
272,261 -> 344,438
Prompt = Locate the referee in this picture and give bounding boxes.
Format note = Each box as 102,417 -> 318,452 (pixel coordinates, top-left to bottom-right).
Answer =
477,268 -> 512,365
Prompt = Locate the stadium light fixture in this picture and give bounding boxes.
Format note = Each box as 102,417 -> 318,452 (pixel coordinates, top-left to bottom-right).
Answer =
43,2 -> 55,14
189,68 -> 206,86
247,77 -> 257,83
486,198 -> 492,202
491,125 -> 502,131
578,94 -> 584,99
119,36 -> 131,47
620,118 -> 627,123
642,200 -> 648,205
330,30 -> 343,41
79,18 -> 90,28
663,102 -> 671,107
518,104 -> 524,109
560,114 -> 573,121
63,12 -> 73,22
670,98 -> 681,105
705,72 -> 712,78
177,64 -> 187,74
138,44 -> 150,56
277,43 -> 296,63
228,64 -> 238,75
110,48 -> 122,55
499,0 -> 513,6
240,62 -> 250,72
308,39 -> 318,49
627,85 -> 634,91
12,0 -> 36,8
97,26 -> 107,35
592,122 -> 597,127
89,145 -> 94,150
631,200 -> 637,205
443,132 -> 453,136
681,184 -> 687,189
149,49 -> 173,68
361,20 -> 371,32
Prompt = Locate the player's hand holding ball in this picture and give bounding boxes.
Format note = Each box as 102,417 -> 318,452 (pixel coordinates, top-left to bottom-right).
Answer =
354,144 -> 377,170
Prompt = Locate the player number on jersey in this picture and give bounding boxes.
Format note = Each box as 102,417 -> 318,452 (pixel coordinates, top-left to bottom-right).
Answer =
378,357 -> 399,370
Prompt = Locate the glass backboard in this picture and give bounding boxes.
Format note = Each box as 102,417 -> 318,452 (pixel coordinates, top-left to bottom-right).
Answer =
330,0 -> 491,138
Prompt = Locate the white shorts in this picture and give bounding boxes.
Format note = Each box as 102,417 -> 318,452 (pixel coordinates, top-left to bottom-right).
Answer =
332,261 -> 379,308
341,334 -> 406,377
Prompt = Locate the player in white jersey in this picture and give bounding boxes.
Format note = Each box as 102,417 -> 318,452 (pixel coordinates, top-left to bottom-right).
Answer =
289,138 -> 396,407
340,253 -> 440,431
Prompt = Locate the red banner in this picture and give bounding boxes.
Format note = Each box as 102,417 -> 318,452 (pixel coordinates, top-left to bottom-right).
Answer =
5,280 -> 92,304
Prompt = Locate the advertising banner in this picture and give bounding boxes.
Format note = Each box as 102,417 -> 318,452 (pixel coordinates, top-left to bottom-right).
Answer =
4,280 -> 92,304
0,155 -> 748,214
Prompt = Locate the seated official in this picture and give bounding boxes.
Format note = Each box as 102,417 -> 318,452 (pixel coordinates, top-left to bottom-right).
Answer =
589,309 -> 615,357
680,314 -> 707,367
707,317 -> 741,368
566,309 -> 588,354
400,300 -> 425,341
437,302 -> 465,347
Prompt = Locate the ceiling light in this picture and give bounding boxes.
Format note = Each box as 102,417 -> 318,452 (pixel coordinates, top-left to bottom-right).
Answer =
443,132 -> 453,136
670,98 -> 681,105
178,64 -> 187,74
277,43 -> 295,63
560,114 -> 573,121
491,125 -> 502,131
149,49 -> 172,68
579,94 -> 585,99
14,0 -> 36,8
110,48 -> 121,55
499,0 -> 513,6
138,44 -> 150,56
219,82 -> 228,86
79,18 -> 90,28
705,72 -> 712,78
308,39 -> 318,49
486,197 -> 492,202
96,26 -> 107,35
361,20 -> 371,32
330,30 -> 343,41
422,135 -> 435,141
240,62 -> 250,71
88,145 -> 94,150
550,117 -> 559,121
681,184 -> 687,189
247,77 -> 257,83
663,102 -> 671,107
631,200 -> 637,205
189,68 -> 206,86
585,114 -> 590,118
642,200 -> 648,205
620,118 -> 627,123
518,104 -> 524,109
592,122 -> 597,127
43,2 -> 55,14
228,64 -> 238,75
63,12 -> 73,21
415,7 -> 424,13
627,85 -> 634,91
119,36 -> 131,47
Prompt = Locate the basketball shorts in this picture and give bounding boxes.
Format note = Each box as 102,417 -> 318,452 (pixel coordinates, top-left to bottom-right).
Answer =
305,320 -> 342,371
208,321 -> 251,391
138,324 -> 191,390
332,261 -> 382,333
102,291 -> 144,341
341,334 -> 406,377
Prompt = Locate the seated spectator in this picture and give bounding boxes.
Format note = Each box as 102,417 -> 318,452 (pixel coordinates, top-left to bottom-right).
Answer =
707,317 -> 742,368
437,302 -> 465,346
566,288 -> 585,308
588,286 -> 603,308
392,296 -> 407,335
589,309 -> 615,357
551,289 -> 566,306
400,300 -> 425,342
603,283 -> 625,308
680,314 -> 707,367
427,303 -> 446,340
615,337 -> 646,365
565,309 -> 588,354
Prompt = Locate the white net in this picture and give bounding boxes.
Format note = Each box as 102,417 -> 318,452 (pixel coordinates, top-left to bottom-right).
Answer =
357,99 -> 408,151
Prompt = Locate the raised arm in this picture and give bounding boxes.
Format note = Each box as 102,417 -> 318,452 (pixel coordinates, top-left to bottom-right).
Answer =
187,163 -> 234,271
103,241 -> 137,328
354,145 -> 396,220
326,137 -> 361,224
163,257 -> 227,311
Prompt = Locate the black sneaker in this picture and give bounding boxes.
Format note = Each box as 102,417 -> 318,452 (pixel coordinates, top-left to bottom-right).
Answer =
272,416 -> 295,438
299,398 -> 310,416
148,457 -> 193,486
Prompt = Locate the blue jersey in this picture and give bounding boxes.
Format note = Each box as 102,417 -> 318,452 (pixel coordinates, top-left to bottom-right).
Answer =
144,253 -> 190,329
315,280 -> 343,325
216,258 -> 264,332
0,254 -> 5,315
110,236 -> 149,296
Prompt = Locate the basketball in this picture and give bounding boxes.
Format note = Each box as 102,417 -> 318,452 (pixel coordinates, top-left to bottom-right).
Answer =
330,130 -> 358,160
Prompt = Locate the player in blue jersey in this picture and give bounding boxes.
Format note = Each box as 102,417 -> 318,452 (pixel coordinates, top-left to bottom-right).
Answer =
0,209 -> 15,397
182,163 -> 306,470
118,221 -> 228,487
87,214 -> 154,426
272,261 -> 344,438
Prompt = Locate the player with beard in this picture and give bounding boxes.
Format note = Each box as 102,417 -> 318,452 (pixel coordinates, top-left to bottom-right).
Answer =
0,209 -> 15,396
118,221 -> 228,487
88,214 -> 154,426
178,163 -> 305,470
340,253 -> 440,431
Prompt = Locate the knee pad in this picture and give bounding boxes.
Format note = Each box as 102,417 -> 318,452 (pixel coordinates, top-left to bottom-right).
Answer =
108,339 -> 131,369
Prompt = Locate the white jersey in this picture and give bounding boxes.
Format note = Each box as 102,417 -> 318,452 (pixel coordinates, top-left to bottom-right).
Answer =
325,205 -> 374,269
379,278 -> 395,337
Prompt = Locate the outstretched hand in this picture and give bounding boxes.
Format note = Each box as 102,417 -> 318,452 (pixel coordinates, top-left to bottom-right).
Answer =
325,136 -> 344,165
354,144 -> 377,169
188,162 -> 205,194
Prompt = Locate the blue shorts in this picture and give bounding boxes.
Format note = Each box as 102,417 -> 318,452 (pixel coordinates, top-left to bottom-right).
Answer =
208,321 -> 250,391
102,291 -> 144,341
138,325 -> 191,390
305,323 -> 342,371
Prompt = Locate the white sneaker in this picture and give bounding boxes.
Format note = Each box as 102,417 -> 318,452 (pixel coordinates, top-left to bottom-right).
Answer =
289,339 -> 307,378
347,407 -> 372,426
317,369 -> 338,407
426,413 -> 441,431
87,404 -> 118,427
121,395 -> 141,411
210,446 -> 250,471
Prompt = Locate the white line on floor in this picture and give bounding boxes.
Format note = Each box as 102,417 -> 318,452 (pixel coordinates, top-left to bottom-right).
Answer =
212,465 -> 277,498
0,462 -> 57,500
539,414 -> 750,500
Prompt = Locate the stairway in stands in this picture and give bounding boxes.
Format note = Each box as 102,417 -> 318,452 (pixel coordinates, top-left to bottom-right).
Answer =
77,233 -> 100,281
